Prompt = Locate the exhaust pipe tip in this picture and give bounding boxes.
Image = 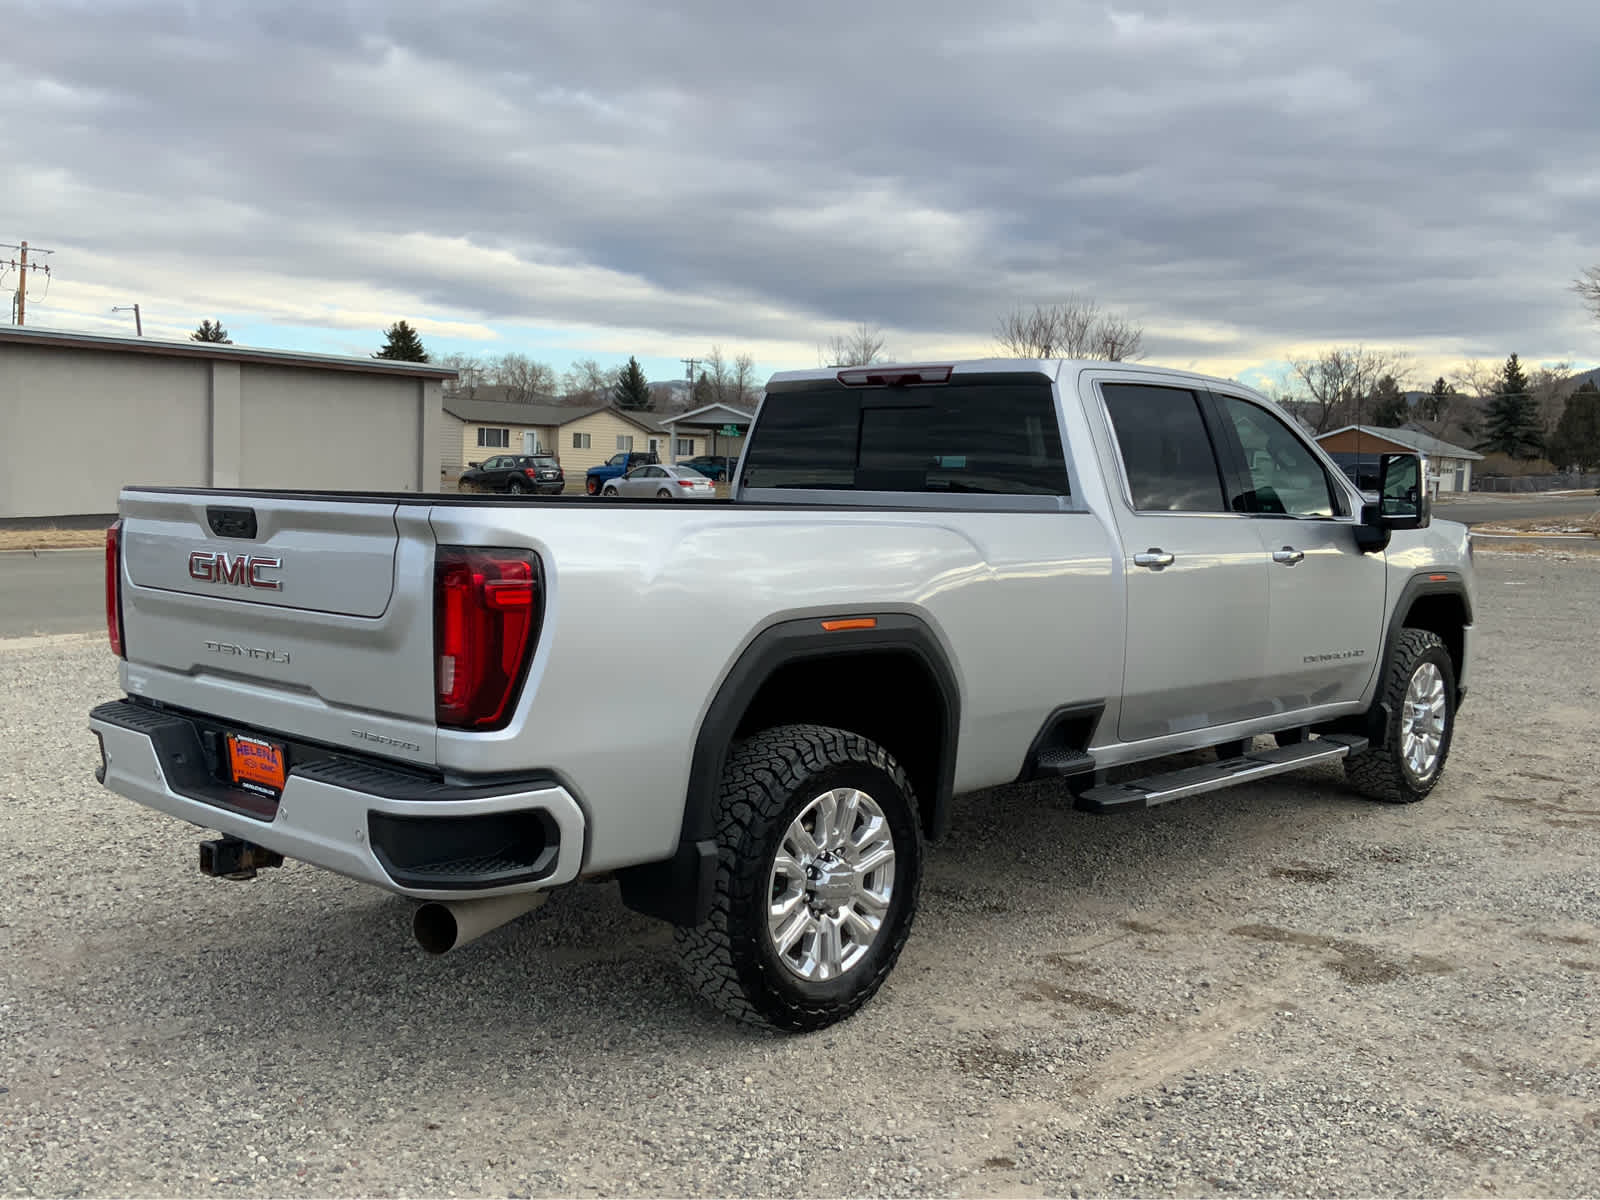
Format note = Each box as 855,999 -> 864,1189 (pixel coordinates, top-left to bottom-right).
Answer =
413,902 -> 463,955
413,892 -> 547,955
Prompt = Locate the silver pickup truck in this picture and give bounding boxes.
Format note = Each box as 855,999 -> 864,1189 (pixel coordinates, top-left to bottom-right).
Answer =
90,358 -> 1474,1031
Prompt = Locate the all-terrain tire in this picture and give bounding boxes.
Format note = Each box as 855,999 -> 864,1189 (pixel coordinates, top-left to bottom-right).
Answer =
675,724 -> 924,1032
586,476 -> 601,495
1343,628 -> 1457,803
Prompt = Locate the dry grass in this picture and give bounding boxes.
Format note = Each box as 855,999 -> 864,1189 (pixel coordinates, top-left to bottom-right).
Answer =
1474,512 -> 1600,537
0,528 -> 109,552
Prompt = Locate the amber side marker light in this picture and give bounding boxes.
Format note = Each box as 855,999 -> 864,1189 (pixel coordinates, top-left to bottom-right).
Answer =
1428,573 -> 1450,582
820,617 -> 878,632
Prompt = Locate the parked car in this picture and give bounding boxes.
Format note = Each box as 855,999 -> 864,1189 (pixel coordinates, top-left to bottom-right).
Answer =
680,454 -> 734,482
460,454 -> 564,495
90,357 -> 1473,1033
601,464 -> 717,499
585,450 -> 658,495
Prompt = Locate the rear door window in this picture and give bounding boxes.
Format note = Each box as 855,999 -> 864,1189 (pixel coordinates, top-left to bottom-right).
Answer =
1100,383 -> 1228,512
741,374 -> 1069,495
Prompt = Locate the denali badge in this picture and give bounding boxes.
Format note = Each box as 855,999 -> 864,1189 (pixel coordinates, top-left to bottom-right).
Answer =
204,640 -> 291,664
189,550 -> 282,591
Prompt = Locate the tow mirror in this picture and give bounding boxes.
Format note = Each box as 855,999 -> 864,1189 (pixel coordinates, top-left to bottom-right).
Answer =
1355,452 -> 1431,552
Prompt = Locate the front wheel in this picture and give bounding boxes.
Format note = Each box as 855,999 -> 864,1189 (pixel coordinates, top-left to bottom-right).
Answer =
602,485 -> 619,497
1344,628 -> 1456,803
675,724 -> 924,1032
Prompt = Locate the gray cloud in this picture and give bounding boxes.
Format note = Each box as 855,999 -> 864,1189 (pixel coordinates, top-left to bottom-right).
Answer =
5,0 -> 1598,367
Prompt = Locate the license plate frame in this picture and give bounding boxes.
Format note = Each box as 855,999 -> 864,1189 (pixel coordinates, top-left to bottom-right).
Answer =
226,732 -> 288,797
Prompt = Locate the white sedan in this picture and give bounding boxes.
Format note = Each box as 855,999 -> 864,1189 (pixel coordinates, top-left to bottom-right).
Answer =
601,463 -> 718,499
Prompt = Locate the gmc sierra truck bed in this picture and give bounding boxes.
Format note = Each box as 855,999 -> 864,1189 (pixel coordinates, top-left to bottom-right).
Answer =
90,358 -> 1474,1030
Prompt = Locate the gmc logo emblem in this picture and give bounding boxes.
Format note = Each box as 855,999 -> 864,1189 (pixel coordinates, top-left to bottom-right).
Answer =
188,551 -> 283,591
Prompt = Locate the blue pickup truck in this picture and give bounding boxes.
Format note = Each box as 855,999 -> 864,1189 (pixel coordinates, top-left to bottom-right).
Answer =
584,450 -> 659,495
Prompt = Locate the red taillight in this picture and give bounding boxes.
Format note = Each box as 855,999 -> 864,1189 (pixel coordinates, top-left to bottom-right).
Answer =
524,468 -> 538,478
434,546 -> 542,730
677,480 -> 695,487
105,520 -> 125,659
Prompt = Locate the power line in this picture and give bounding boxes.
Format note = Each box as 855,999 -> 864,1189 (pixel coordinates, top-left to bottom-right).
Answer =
2,240 -> 55,326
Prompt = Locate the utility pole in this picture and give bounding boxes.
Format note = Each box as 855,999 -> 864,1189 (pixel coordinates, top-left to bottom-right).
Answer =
112,304 -> 143,336
3,240 -> 55,325
680,357 -> 699,405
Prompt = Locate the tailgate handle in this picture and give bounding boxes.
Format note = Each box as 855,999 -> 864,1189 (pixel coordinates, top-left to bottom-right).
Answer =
206,506 -> 258,539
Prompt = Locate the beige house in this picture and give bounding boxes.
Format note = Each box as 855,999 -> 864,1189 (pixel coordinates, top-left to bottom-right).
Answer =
442,395 -> 745,485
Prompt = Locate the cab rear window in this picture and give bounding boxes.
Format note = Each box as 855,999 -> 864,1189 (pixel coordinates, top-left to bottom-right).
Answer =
741,374 -> 1069,496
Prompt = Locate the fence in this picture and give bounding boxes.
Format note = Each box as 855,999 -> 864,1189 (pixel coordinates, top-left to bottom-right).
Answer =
1473,473 -> 1600,493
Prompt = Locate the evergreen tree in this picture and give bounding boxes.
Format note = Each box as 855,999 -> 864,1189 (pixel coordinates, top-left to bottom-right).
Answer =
612,356 -> 653,410
374,320 -> 429,362
1368,374 -> 1408,427
1475,353 -> 1542,458
1546,381 -> 1600,471
191,318 -> 231,343
1418,376 -> 1456,422
691,368 -> 714,408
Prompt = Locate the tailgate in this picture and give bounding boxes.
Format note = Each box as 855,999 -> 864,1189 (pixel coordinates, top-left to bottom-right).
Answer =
115,491 -> 440,763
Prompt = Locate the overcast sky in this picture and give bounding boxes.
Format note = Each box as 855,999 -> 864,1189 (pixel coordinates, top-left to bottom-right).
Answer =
4,0 -> 1598,390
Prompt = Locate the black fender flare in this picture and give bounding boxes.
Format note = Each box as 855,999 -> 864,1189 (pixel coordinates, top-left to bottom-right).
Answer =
1350,569 -> 1472,746
617,612 -> 961,926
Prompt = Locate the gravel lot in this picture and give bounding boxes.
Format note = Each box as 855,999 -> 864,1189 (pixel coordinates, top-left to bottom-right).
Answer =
2,551 -> 1597,1198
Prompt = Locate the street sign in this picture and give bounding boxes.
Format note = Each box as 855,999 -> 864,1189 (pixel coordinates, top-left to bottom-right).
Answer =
718,424 -> 743,437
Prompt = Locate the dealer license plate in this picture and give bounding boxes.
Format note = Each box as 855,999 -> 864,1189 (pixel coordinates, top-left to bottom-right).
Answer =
227,733 -> 287,797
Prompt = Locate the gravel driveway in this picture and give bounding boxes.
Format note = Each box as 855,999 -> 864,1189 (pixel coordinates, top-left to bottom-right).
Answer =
2,551 -> 1597,1198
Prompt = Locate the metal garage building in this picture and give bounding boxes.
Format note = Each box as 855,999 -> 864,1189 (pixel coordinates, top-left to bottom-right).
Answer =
0,327 -> 455,520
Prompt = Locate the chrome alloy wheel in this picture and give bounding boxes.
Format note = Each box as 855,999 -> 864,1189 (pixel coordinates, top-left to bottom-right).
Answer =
766,788 -> 896,982
1400,661 -> 1448,781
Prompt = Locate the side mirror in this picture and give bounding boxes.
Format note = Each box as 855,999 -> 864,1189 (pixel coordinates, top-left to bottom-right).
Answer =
1355,453 -> 1430,552
468,461 -> 481,469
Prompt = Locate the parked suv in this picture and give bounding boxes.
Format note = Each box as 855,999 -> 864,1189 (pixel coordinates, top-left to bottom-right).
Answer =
460,454 -> 565,495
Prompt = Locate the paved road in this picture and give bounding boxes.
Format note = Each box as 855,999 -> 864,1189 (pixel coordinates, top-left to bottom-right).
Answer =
1435,493 -> 1599,525
0,550 -> 104,638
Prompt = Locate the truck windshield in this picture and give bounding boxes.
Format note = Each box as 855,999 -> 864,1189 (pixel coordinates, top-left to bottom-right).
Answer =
742,374 -> 1069,495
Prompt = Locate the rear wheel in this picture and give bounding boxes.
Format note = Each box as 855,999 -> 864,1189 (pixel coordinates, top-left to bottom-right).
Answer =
676,724 -> 923,1032
507,478 -> 528,494
1344,628 -> 1456,803
657,488 -> 672,498
586,477 -> 601,495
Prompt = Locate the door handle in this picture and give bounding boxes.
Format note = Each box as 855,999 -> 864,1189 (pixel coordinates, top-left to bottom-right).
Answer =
1272,547 -> 1305,566
1132,549 -> 1175,570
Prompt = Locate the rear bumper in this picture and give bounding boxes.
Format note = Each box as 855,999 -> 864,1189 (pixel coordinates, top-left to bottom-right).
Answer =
89,700 -> 586,900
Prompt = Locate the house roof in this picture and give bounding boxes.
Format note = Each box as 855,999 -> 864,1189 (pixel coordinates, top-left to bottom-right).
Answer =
662,402 -> 756,427
442,397 -> 606,426
1316,425 -> 1484,461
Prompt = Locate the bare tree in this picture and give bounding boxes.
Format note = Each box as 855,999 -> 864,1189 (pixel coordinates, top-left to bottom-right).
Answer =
1286,345 -> 1412,434
819,322 -> 888,367
1573,266 -> 1600,322
561,358 -> 612,405
436,352 -> 489,395
1530,362 -> 1573,444
993,296 -> 1144,360
1093,313 -> 1145,362
494,352 -> 557,403
732,353 -> 758,408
